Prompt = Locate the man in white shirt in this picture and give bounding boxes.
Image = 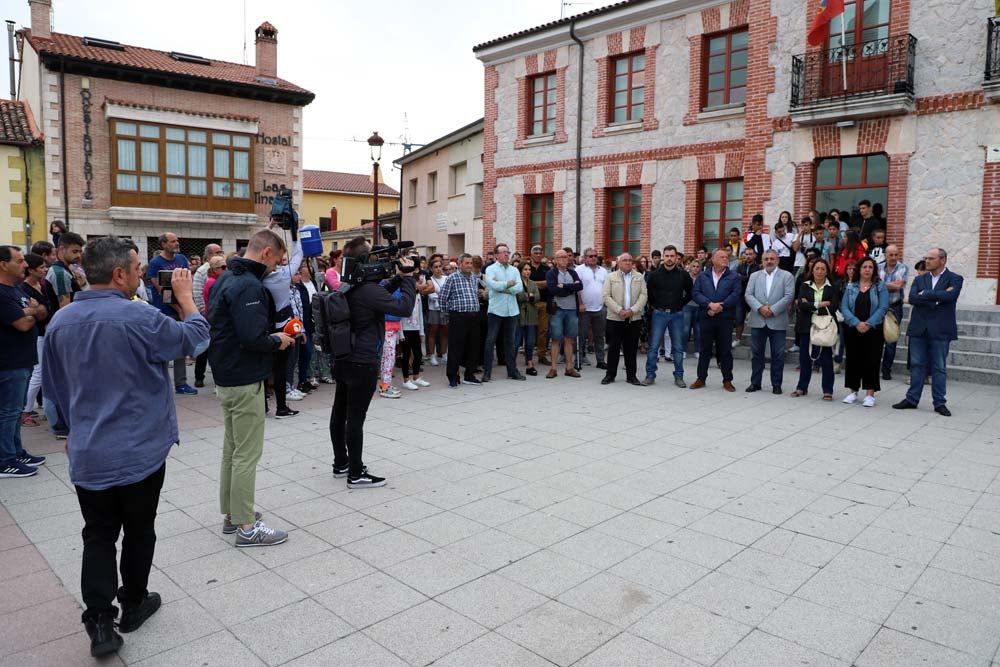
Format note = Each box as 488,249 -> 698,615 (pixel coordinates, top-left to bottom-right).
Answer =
576,247 -> 608,370
770,222 -> 798,273
744,250 -> 795,394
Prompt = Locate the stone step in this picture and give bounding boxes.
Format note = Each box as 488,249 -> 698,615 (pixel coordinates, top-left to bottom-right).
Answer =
902,304 -> 1000,323
729,345 -> 1000,385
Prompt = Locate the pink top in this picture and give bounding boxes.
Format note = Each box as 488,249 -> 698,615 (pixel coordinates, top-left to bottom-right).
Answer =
324,268 -> 341,290
204,276 -> 218,315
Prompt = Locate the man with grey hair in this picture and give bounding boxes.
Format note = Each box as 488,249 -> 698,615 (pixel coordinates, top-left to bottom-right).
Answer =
879,244 -> 907,381
438,253 -> 483,387
43,236 -> 210,657
744,249 -> 794,393
601,253 -> 647,385
576,247 -> 608,370
146,232 -> 195,395
690,248 -> 742,391
193,242 -> 224,387
893,248 -> 962,416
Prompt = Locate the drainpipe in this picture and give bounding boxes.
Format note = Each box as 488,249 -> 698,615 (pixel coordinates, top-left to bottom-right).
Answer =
59,56 -> 69,229
569,19 -> 584,253
20,146 -> 32,249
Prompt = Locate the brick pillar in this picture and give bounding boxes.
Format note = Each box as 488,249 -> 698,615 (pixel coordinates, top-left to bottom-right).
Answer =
740,0 -> 779,227
482,66 -> 499,254
593,188 -> 608,257
885,154 -> 910,251
978,161 -> 1000,281
683,180 -> 699,253
794,162 -> 816,219
640,183 -> 653,257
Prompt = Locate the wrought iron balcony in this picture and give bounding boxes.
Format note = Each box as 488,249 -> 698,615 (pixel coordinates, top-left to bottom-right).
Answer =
988,17 -> 1000,82
789,34 -> 917,124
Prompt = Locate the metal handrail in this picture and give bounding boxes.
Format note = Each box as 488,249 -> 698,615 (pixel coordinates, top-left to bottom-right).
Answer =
790,33 -> 917,109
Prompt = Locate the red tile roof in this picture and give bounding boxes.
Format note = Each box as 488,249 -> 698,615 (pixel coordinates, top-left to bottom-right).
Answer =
473,0 -> 639,51
303,170 -> 400,197
24,29 -> 313,100
0,99 -> 43,146
105,98 -> 259,124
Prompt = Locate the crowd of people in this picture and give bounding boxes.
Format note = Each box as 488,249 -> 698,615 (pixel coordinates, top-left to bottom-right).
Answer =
0,202 -> 967,656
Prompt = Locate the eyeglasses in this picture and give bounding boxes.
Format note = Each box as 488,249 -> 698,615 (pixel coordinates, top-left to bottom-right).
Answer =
585,254 -> 597,258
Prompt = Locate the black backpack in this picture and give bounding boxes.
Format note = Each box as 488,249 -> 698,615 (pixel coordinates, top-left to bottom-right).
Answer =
312,285 -> 354,359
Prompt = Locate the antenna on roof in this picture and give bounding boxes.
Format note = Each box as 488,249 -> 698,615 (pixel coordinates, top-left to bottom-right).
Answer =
560,1 -> 593,19
242,0 -> 247,65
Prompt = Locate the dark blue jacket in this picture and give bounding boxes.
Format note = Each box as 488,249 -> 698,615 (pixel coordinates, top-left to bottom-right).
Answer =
906,269 -> 963,341
692,267 -> 742,319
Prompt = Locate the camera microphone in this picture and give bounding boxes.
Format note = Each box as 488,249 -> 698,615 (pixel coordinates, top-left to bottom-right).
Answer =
395,241 -> 415,250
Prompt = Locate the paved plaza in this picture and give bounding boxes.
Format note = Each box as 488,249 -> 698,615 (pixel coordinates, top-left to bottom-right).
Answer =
2,357 -> 1000,666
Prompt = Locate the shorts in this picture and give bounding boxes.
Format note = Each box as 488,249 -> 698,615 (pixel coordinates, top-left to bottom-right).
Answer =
427,309 -> 448,325
549,308 -> 579,340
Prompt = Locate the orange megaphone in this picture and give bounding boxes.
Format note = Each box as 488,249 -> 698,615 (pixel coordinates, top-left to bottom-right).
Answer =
283,318 -> 304,336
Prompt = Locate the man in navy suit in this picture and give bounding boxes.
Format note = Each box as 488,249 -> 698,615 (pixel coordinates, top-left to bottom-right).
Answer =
690,249 -> 742,391
893,248 -> 963,416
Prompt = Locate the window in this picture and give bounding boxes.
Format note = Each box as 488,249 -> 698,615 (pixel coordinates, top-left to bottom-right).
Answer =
449,162 -> 467,196
408,178 -> 418,207
112,121 -> 253,213
473,183 -> 483,218
703,29 -> 748,109
814,154 -> 888,218
700,179 -> 743,250
427,171 -> 437,202
609,52 -> 645,124
319,216 -> 332,233
607,187 -> 642,258
528,72 -> 557,136
526,194 -> 555,256
830,0 -> 890,50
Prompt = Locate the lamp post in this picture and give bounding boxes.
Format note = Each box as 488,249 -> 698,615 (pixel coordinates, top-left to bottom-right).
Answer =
367,131 -> 384,245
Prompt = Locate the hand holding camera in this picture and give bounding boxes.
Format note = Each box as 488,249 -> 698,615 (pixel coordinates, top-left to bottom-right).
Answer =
396,255 -> 414,277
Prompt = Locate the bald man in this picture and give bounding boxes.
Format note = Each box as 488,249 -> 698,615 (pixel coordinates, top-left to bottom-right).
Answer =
690,249 -> 742,391
879,244 -> 907,381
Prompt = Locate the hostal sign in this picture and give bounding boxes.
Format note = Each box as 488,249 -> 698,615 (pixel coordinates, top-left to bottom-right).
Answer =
255,133 -> 293,204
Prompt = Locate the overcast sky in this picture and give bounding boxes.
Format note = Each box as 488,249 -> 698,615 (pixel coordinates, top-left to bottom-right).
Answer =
2,0 -> 575,181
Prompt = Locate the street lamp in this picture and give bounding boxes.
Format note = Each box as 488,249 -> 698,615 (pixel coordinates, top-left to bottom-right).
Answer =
367,131 -> 384,244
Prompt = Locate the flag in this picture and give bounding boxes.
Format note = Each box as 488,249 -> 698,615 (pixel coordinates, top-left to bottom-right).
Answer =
807,0 -> 846,47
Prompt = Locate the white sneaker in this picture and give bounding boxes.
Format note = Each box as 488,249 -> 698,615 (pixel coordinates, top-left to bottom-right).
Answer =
414,378 -> 430,387
862,395 -> 876,408
441,353 -> 448,362
430,355 -> 439,366
287,389 -> 304,401
789,344 -> 800,353
402,380 -> 419,390
694,352 -> 700,359
842,392 -> 858,404
731,340 -> 739,348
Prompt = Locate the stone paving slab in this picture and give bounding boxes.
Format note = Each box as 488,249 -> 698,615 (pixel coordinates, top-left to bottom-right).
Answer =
3,356 -> 1000,665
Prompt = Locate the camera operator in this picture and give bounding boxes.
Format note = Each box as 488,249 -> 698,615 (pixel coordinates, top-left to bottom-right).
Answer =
264,219 -> 304,418
331,236 -> 416,488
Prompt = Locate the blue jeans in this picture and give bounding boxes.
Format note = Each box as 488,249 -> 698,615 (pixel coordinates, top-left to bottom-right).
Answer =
905,336 -> 951,407
0,368 -> 31,463
750,326 -> 787,388
797,332 -> 834,395
484,313 -> 519,377
646,310 -> 686,379
682,304 -> 700,356
881,302 -> 903,371
515,324 -> 538,362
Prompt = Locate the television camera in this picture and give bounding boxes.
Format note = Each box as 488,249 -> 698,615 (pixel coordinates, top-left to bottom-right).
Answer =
341,223 -> 417,285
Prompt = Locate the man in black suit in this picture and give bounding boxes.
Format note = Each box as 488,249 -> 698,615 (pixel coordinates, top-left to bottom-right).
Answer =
893,248 -> 963,417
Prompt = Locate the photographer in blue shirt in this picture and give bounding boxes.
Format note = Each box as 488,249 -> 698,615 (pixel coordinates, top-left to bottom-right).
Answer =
43,236 -> 209,658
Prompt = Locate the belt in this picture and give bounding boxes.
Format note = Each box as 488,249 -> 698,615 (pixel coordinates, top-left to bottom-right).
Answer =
654,307 -> 681,313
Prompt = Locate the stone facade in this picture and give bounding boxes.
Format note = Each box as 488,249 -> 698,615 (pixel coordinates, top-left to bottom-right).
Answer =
475,0 -> 1000,304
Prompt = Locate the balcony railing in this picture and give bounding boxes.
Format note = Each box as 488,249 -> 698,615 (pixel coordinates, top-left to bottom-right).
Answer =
988,17 -> 1000,82
790,34 -> 917,109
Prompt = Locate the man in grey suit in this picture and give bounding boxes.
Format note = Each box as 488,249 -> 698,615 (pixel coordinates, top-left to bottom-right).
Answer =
744,250 -> 794,393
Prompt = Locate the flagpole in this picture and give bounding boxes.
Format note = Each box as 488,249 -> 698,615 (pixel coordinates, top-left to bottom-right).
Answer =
840,14 -> 848,92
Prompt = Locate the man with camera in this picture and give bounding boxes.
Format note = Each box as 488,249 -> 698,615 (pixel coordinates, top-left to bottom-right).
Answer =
208,230 -> 297,546
147,232 -> 197,396
330,235 -> 416,488
42,236 -> 209,657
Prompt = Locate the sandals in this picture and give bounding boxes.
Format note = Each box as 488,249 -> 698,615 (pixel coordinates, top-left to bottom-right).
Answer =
790,390 -> 807,398
546,368 -> 558,379
822,394 -> 833,401
21,414 -> 40,427
564,368 -> 581,378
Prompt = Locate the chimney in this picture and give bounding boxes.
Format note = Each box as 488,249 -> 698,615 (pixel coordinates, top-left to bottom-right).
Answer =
28,0 -> 51,40
254,21 -> 277,81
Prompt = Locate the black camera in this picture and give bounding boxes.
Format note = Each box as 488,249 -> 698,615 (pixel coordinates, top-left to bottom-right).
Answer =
158,270 -> 175,304
341,223 -> 416,285
269,188 -> 299,239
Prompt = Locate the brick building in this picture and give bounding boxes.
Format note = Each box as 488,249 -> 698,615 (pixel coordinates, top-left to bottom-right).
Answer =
474,0 -> 1000,305
15,0 -> 313,258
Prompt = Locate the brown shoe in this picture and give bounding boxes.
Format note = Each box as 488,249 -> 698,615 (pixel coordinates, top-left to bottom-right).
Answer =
546,368 -> 558,379
723,381 -> 736,392
564,368 -> 581,378
689,379 -> 706,389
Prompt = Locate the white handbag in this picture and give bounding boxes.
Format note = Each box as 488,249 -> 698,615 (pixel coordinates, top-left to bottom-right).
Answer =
810,314 -> 838,348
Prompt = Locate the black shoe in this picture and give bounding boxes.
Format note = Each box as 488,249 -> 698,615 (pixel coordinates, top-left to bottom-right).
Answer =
118,592 -> 161,633
480,373 -> 491,383
463,377 -> 483,386
881,369 -> 892,381
892,400 -> 918,410
745,385 -> 761,393
538,357 -> 551,366
194,380 -> 205,388
935,405 -> 952,417
596,361 -> 607,370
274,407 -> 299,419
347,471 -> 386,488
84,611 -> 123,657
626,378 -> 642,386
525,367 -> 538,376
508,373 -> 526,381
601,376 -> 614,385
332,463 -> 350,478
772,386 -> 782,395
297,382 -> 314,394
